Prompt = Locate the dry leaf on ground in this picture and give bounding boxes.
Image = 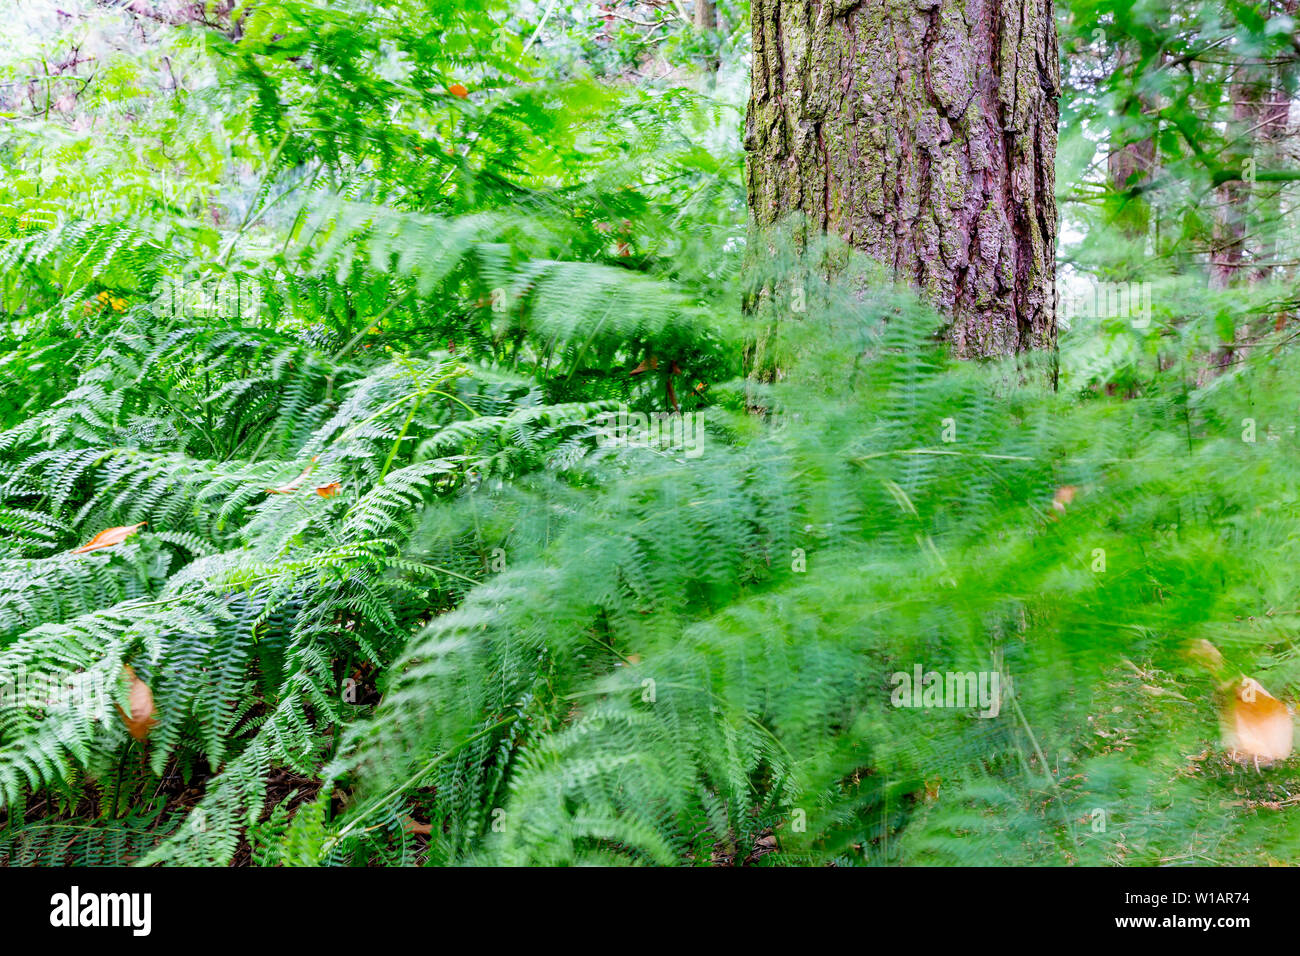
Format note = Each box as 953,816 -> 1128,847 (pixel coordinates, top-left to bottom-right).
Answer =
1223,677 -> 1293,764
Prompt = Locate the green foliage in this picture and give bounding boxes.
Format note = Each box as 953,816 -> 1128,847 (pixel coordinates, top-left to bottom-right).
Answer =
1,0 -> 1299,869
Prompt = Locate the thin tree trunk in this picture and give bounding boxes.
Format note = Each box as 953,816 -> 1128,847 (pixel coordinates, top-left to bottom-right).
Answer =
1252,0 -> 1298,286
1107,45 -> 1158,240
1211,60 -> 1268,290
745,0 -> 1060,359
695,0 -> 721,81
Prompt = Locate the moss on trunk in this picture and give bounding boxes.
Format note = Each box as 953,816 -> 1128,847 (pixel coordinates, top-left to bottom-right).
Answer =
745,0 -> 1059,359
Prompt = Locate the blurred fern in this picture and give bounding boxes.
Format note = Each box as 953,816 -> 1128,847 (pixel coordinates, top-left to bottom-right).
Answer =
3,0 -> 1300,870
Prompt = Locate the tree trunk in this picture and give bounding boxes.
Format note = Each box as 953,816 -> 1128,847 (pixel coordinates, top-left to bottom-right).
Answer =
695,0 -> 721,81
1252,0 -> 1298,287
745,0 -> 1060,359
1107,45 -> 1158,240
1210,61 -> 1268,290
695,0 -> 718,30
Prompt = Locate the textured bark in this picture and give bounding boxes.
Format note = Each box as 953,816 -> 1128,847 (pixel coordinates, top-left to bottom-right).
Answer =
745,0 -> 1059,359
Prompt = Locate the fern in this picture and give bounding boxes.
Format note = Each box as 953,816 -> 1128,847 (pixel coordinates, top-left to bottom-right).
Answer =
4,0 -> 1300,872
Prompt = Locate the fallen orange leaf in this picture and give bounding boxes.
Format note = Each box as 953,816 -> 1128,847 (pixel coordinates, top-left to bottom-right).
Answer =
449,83 -> 468,98
1223,677 -> 1293,765
115,665 -> 157,741
315,482 -> 342,498
71,522 -> 146,554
